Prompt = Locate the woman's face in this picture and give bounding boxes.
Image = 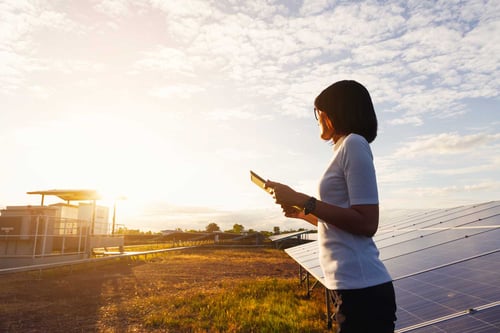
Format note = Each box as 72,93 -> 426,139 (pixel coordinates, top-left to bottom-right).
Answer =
316,108 -> 335,141
316,108 -> 344,143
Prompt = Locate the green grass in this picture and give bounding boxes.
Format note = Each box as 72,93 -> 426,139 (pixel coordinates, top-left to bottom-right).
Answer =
141,278 -> 327,332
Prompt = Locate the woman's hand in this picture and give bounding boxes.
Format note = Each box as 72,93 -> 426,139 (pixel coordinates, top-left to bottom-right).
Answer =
280,204 -> 318,226
264,180 -> 303,207
265,180 -> 318,226
281,204 -> 303,218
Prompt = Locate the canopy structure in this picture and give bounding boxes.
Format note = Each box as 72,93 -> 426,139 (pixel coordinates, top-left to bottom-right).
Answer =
26,189 -> 125,235
27,189 -> 101,205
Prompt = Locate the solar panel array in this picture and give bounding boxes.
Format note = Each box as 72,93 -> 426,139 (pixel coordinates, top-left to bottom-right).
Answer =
285,201 -> 500,332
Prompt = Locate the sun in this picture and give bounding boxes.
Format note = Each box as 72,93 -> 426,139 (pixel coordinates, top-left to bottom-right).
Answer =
17,111 -> 184,215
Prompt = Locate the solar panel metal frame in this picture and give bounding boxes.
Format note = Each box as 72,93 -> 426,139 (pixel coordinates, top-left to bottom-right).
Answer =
268,230 -> 315,242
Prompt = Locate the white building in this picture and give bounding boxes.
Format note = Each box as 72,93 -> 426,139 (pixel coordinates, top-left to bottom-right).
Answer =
0,189 -> 123,268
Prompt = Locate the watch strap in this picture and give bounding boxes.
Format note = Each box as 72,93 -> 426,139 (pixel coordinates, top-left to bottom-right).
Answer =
303,197 -> 317,215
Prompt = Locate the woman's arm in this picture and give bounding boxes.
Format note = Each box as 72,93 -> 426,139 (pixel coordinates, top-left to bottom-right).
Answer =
265,181 -> 378,237
313,200 -> 378,237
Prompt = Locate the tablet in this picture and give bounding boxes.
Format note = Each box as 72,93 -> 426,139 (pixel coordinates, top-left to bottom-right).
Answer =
250,170 -> 273,194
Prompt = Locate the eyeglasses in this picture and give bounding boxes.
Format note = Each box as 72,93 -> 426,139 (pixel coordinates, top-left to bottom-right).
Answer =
314,107 -> 320,120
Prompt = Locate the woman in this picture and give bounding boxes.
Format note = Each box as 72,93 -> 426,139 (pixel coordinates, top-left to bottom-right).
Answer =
265,80 -> 397,332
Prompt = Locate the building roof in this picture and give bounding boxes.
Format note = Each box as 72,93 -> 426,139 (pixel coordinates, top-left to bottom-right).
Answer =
27,189 -> 101,202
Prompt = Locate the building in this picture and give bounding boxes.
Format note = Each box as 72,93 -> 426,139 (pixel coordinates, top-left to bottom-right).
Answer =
0,189 -> 124,268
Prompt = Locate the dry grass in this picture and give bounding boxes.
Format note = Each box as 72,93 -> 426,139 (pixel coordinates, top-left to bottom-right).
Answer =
0,247 -> 331,332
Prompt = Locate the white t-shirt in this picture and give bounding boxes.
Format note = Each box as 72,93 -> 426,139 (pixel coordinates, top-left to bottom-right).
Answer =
317,133 -> 392,290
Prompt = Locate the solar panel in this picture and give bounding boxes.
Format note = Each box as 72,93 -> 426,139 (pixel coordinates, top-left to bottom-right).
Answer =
378,205 -> 466,234
377,202 -> 497,235
285,239 -> 317,255
383,228 -> 500,279
282,201 -> 500,332
377,202 -> 498,236
376,202 -> 500,248
394,251 -> 500,332
285,241 -> 324,281
402,304 -> 500,333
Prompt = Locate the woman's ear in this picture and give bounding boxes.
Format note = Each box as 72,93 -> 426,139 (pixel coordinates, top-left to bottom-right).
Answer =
322,113 -> 333,130
320,113 -> 335,140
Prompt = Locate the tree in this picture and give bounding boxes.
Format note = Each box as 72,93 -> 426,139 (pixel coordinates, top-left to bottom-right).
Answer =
206,222 -> 220,233
232,223 -> 244,233
273,226 -> 280,235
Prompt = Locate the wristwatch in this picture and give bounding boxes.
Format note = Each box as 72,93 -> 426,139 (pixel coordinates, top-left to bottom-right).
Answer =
303,197 -> 317,215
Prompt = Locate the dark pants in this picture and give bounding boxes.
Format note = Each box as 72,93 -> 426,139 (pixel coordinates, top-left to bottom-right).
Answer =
335,281 -> 397,333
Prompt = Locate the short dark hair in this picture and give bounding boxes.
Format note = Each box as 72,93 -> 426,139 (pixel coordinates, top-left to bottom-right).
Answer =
314,80 -> 378,143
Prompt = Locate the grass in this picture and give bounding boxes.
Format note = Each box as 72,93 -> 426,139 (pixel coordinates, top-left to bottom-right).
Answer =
0,247 -> 333,332
141,277 -> 326,332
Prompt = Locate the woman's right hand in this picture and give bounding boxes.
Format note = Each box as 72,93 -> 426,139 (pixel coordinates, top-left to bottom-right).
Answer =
281,205 -> 318,226
281,204 -> 303,218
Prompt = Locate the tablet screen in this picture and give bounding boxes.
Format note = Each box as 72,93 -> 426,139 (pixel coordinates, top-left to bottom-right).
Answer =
250,170 -> 273,194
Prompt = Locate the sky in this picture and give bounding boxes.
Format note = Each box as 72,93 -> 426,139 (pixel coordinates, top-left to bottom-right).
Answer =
1,0 -> 499,233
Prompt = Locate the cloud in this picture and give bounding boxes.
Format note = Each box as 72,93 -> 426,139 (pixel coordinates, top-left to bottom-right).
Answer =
110,1 -> 500,125
395,181 -> 500,198
0,50 -> 28,93
322,2 -> 500,123
375,153 -> 430,190
150,0 -> 217,19
388,116 -> 423,126
380,178 -> 500,211
299,0 -> 330,16
149,84 -> 205,99
2,0 -> 498,117
94,0 -> 135,17
463,182 -> 500,192
134,46 -> 195,77
394,132 -> 500,158
0,1 -> 86,93
203,107 -> 273,121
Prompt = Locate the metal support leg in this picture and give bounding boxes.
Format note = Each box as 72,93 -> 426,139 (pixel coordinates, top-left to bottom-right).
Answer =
326,287 -> 332,329
325,288 -> 342,331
